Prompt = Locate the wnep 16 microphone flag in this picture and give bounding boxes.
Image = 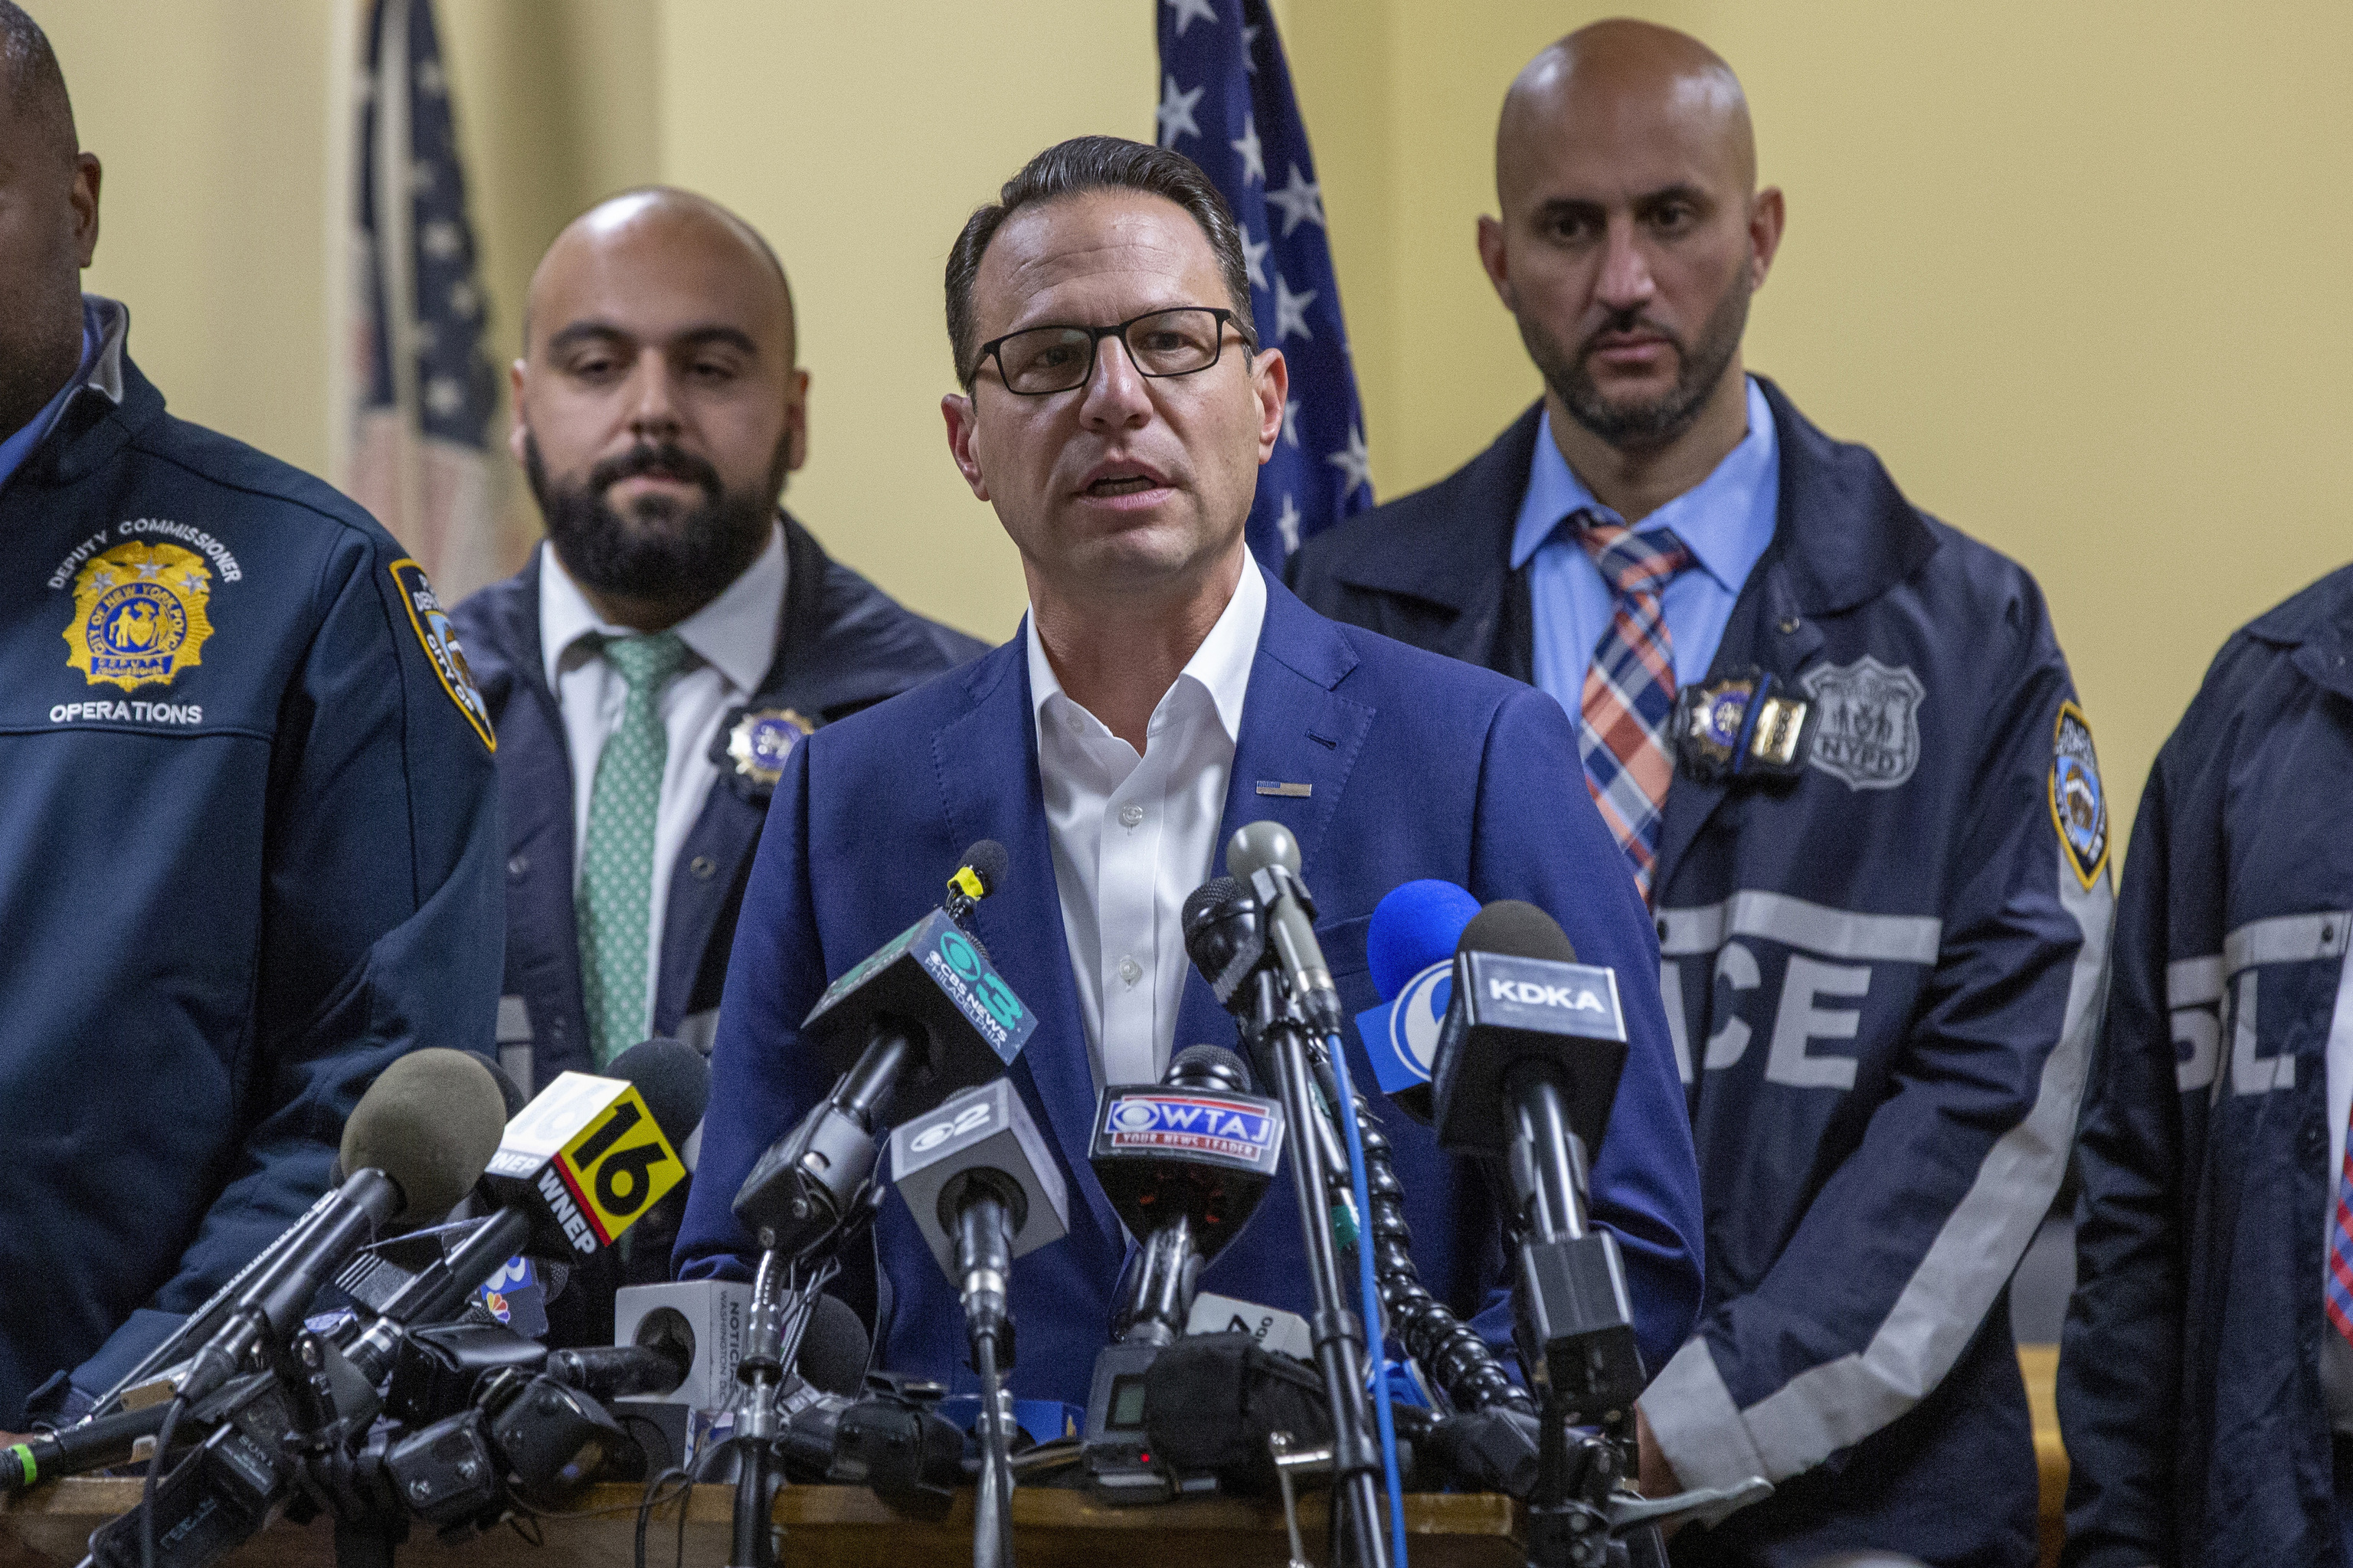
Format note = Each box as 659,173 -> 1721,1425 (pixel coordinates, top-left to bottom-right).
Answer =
1157,0 -> 1373,568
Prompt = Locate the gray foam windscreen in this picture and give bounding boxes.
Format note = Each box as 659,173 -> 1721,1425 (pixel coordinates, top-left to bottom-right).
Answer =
339,1048 -> 508,1220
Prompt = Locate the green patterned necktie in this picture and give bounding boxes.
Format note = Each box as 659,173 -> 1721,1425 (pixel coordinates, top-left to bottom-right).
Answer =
578,630 -> 689,1068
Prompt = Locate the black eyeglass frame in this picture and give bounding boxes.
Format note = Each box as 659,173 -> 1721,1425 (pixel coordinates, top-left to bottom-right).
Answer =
964,306 -> 1258,395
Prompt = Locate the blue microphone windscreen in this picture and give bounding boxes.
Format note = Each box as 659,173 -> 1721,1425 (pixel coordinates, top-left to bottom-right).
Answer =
1367,879 -> 1483,1002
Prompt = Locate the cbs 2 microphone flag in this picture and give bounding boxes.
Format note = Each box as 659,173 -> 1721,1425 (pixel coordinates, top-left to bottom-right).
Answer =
1157,0 -> 1373,566
332,0 -> 522,601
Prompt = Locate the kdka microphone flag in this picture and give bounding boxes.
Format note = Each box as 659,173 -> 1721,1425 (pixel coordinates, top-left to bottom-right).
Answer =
1157,0 -> 1373,567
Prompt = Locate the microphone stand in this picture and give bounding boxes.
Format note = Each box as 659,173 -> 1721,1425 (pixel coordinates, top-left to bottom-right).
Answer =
1241,970 -> 1389,1568
727,1197 -> 872,1568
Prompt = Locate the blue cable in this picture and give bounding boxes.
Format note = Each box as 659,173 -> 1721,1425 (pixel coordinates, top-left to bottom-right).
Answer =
1326,1030 -> 1408,1568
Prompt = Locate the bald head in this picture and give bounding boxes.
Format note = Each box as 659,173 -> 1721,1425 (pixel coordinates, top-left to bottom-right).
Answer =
1476,20 -> 1781,484
1499,20 -> 1754,207
525,187 -> 796,365
0,1 -> 77,169
512,186 -> 810,630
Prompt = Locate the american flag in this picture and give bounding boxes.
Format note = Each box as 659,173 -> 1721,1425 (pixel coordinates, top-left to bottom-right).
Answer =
1157,0 -> 1373,567
337,0 -> 517,600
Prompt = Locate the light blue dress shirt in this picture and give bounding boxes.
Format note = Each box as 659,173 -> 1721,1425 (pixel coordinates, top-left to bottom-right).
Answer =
0,308 -> 97,494
1511,375 -> 1781,712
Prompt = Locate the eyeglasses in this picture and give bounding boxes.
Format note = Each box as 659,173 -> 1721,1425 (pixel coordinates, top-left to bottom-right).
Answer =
967,307 -> 1255,396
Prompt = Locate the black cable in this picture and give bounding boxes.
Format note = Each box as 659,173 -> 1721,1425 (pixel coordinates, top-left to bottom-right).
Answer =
972,1331 -> 1014,1568
140,1394 -> 187,1568
1349,1088 -> 1535,1416
633,1464 -> 693,1568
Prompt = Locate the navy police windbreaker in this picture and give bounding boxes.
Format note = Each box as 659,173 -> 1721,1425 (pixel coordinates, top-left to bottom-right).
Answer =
0,300 -> 502,1426
2061,565 -> 2353,1568
1294,381 -> 2112,1566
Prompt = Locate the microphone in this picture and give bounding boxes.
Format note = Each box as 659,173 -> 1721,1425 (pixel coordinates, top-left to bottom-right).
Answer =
1181,872 -> 1392,1568
889,1080 -> 1070,1365
479,1042 -> 703,1263
1081,1045 -> 1285,1501
1358,879 -> 1482,1118
943,838 -> 1009,928
1093,1045 -> 1284,1347
1224,822 -> 1344,1033
610,1282 -> 871,1410
732,840 -> 1033,1260
889,1078 -> 1069,1568
547,1339 -> 692,1402
1433,901 -> 1644,1422
176,1049 -> 509,1403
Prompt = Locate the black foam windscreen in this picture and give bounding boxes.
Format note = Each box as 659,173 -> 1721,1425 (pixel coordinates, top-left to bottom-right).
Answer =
798,1293 -> 871,1396
1180,876 -> 1249,959
1456,899 -> 1578,965
340,1049 -> 508,1221
605,1037 -> 710,1149
1169,1042 -> 1253,1094
961,839 -> 1010,897
481,1056 -> 528,1119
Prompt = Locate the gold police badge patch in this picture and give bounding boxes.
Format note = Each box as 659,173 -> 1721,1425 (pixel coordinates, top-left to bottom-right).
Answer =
64,542 -> 214,691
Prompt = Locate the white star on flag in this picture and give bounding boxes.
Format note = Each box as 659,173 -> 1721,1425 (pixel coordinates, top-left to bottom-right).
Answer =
1242,24 -> 1261,72
1327,424 -> 1372,498
1265,164 -> 1326,236
1273,273 -> 1317,342
1230,114 -> 1265,185
1242,231 -> 1269,290
425,377 -> 464,417
1165,0 -> 1219,36
1157,75 -> 1205,146
420,220 -> 463,260
1281,398 -> 1301,447
1275,493 -> 1303,555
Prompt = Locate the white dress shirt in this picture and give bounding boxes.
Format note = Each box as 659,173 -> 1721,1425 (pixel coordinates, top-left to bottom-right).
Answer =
539,522 -> 787,1036
1027,558 -> 1266,1091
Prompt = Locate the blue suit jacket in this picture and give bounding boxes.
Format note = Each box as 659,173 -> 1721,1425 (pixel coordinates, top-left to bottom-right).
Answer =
677,565 -> 1703,1408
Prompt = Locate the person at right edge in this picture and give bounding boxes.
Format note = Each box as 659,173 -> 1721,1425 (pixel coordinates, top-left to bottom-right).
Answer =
1290,21 -> 2111,1566
2059,564 -> 2353,1564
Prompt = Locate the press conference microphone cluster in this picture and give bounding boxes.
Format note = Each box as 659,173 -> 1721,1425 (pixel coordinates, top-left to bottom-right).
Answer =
69,1044 -> 708,1568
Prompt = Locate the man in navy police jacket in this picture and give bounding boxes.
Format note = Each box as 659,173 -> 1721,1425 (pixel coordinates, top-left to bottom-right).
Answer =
0,8 -> 500,1430
2062,566 -> 2353,1568
677,136 -> 1705,1406
1291,24 -> 2108,1566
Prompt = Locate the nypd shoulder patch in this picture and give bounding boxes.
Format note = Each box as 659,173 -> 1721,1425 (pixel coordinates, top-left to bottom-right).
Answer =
2050,700 -> 2108,889
388,558 -> 494,751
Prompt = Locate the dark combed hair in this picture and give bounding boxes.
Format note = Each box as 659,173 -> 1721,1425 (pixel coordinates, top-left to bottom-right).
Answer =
0,1 -> 75,161
944,136 -> 1256,385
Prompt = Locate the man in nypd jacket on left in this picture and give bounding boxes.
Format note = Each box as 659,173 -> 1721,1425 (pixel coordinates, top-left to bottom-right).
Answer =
0,6 -> 501,1430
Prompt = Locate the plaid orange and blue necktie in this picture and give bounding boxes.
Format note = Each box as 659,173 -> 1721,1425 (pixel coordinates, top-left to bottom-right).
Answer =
1574,515 -> 1694,903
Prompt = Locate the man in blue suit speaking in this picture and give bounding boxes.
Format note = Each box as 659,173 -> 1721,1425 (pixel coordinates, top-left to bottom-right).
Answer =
677,137 -> 1703,1409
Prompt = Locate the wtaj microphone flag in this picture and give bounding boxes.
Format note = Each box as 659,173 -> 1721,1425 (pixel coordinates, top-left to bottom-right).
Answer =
1157,0 -> 1373,568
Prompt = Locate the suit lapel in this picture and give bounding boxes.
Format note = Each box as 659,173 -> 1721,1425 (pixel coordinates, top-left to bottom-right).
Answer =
931,637 -> 1123,1253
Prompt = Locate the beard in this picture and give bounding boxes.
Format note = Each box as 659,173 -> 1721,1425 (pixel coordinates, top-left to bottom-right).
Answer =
525,432 -> 788,607
1523,268 -> 1752,453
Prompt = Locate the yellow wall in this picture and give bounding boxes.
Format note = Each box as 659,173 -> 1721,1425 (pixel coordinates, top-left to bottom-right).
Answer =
34,0 -> 2353,833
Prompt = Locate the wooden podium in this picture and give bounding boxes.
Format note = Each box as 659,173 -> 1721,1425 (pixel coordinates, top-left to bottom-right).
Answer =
0,1481 -> 1524,1568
